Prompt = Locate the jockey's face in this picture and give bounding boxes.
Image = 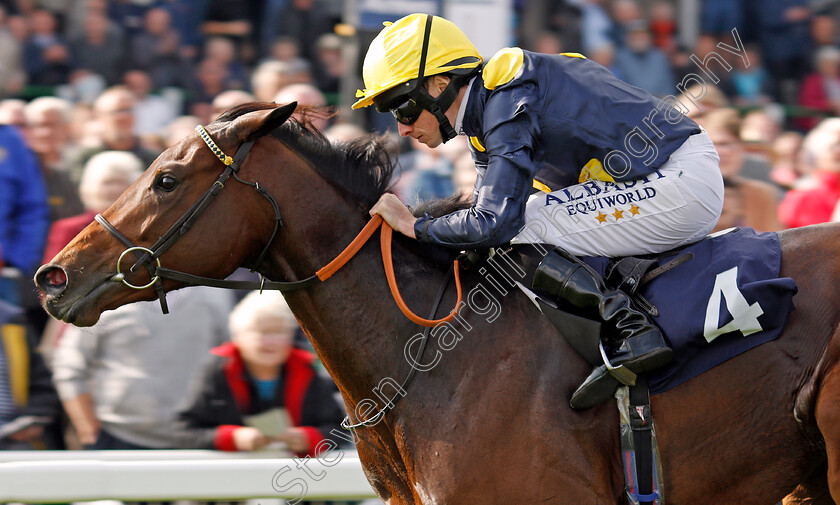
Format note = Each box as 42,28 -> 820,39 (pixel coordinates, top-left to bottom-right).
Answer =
395,75 -> 459,148
397,108 -> 445,148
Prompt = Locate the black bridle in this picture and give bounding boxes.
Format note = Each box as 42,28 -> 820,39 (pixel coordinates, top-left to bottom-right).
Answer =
95,124 -> 318,313
95,121 -> 455,430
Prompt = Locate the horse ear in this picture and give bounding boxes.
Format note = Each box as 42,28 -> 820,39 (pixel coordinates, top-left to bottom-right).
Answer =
236,101 -> 298,141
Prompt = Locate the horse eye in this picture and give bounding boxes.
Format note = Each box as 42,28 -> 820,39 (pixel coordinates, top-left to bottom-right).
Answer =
156,175 -> 178,192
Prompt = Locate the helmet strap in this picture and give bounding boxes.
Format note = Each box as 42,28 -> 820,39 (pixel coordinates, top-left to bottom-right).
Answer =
387,14 -> 477,143
411,82 -> 457,142
410,14 -> 457,143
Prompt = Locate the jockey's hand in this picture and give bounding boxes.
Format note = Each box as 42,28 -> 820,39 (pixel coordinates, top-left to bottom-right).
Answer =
370,193 -> 417,239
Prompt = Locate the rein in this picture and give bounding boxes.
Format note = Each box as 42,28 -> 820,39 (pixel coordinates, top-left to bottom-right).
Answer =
95,124 -> 463,327
341,263 -> 454,430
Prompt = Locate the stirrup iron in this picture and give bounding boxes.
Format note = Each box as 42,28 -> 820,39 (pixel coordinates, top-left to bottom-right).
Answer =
600,342 -> 637,386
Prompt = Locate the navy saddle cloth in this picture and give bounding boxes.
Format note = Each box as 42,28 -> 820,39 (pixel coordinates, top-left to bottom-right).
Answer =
581,227 -> 798,394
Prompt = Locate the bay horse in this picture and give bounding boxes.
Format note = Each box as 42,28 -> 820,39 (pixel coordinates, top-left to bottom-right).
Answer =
35,102 -> 840,504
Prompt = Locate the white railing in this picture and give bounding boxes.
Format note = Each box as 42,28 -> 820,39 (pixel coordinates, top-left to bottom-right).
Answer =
0,450 -> 378,503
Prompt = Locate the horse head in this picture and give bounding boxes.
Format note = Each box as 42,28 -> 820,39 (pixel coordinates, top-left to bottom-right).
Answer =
35,102 -> 310,326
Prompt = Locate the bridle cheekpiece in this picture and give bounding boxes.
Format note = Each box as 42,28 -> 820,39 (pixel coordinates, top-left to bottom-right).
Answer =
92,117 -> 465,429
95,124 -> 281,313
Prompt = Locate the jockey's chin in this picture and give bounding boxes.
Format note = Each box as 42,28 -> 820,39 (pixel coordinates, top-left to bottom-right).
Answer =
421,134 -> 444,148
410,127 -> 444,148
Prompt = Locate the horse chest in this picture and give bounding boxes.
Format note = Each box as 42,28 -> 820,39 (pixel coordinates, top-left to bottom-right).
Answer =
413,482 -> 443,505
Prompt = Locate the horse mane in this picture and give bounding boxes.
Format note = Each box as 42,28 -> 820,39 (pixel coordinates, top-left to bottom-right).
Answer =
215,102 -> 394,209
413,193 -> 472,218
216,103 -> 474,266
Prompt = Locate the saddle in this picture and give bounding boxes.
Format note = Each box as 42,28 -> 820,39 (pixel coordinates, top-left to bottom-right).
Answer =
471,227 -> 797,505
482,227 -> 797,396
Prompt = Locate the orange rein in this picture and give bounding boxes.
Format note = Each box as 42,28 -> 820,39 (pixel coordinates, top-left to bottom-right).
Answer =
315,215 -> 462,327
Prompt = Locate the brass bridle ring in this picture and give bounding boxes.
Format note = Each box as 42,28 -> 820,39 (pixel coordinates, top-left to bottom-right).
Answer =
116,247 -> 161,290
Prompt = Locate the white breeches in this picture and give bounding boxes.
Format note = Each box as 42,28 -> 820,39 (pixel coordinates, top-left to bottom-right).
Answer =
512,130 -> 725,257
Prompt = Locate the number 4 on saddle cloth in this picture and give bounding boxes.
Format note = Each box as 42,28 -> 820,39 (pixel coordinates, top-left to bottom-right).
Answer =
519,227 -> 798,401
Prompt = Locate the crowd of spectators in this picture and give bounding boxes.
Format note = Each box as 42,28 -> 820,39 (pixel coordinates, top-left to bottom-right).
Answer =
0,0 -> 358,468
3,2 -> 840,495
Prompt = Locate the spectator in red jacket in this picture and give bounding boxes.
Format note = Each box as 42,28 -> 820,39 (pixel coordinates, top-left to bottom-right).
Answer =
779,118 -> 840,228
174,291 -> 344,456
42,151 -> 143,263
798,46 -> 840,131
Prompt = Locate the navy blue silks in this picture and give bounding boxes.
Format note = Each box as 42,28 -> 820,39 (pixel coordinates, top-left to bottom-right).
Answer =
585,228 -> 797,394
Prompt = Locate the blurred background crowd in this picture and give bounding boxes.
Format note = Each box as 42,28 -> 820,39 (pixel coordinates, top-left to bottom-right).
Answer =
0,0 -> 838,478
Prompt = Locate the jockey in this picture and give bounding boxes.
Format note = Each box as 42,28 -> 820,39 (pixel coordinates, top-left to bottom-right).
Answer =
354,14 -> 724,407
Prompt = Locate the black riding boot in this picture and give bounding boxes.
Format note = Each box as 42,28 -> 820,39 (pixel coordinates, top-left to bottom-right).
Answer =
532,248 -> 673,408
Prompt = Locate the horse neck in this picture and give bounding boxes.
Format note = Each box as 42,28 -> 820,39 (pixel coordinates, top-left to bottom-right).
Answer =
257,157 -> 436,405
282,247 -> 425,407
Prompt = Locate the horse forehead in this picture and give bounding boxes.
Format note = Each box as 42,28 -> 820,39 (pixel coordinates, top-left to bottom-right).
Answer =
159,130 -> 224,172
179,122 -> 297,175
201,121 -> 241,150
191,122 -> 279,167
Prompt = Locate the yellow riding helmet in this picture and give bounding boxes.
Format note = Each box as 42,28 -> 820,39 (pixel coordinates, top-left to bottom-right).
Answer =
352,13 -> 483,110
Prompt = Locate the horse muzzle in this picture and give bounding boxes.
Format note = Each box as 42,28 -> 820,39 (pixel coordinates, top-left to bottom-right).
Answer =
35,263 -> 68,298
34,263 -> 121,326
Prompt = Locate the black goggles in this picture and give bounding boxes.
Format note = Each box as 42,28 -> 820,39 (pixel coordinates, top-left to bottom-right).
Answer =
389,96 -> 425,125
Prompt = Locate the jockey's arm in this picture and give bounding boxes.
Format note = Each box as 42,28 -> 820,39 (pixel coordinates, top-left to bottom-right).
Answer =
411,84 -> 542,249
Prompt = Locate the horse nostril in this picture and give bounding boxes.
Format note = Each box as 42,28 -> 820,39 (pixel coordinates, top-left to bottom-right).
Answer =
46,268 -> 67,287
35,265 -> 68,295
